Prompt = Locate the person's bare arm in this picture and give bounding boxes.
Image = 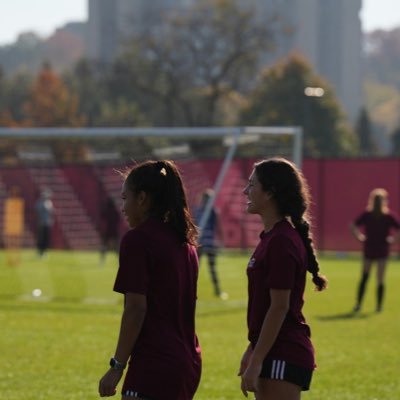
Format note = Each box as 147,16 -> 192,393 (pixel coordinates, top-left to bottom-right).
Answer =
99,293 -> 147,397
240,289 -> 290,397
387,228 -> 400,244
350,223 -> 366,242
114,293 -> 147,363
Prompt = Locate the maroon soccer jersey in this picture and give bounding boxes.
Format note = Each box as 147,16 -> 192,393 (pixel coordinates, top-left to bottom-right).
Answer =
247,220 -> 315,370
114,217 -> 201,400
354,211 -> 400,259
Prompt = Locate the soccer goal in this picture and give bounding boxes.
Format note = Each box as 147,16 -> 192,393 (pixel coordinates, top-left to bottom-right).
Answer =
0,126 -> 302,250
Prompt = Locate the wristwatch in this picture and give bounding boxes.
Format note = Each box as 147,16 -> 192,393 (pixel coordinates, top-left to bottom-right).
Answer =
109,357 -> 126,370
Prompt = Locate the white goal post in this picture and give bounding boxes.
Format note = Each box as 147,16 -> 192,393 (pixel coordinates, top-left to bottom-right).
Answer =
0,125 -> 302,163
0,126 -> 302,249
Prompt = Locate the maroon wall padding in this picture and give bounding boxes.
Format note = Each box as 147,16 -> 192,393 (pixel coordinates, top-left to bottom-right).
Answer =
303,159 -> 400,252
2,159 -> 400,252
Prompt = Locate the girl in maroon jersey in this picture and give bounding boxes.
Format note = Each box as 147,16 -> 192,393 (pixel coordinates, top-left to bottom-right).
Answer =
98,160 -> 201,400
239,158 -> 327,399
350,188 -> 400,313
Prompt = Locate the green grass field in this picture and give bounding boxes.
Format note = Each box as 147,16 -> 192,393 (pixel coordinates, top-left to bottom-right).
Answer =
1,249 -> 399,399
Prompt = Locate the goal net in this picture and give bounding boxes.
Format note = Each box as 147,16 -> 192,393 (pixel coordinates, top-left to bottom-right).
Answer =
0,126 -> 302,251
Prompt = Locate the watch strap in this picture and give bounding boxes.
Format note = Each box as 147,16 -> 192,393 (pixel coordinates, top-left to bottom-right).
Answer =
109,357 -> 126,370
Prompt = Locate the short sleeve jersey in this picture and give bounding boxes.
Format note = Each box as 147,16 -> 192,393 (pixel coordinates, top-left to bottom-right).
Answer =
113,217 -> 201,366
246,220 -> 315,369
354,211 -> 400,258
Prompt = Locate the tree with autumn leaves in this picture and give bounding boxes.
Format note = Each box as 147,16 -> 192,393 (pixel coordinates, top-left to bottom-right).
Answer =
22,63 -> 84,127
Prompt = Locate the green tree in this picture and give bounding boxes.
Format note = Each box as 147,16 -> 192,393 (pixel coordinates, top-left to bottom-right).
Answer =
241,53 -> 358,157
65,59 -> 103,126
391,126 -> 400,156
96,98 -> 148,127
0,65 -> 5,108
0,32 -> 44,75
365,28 -> 400,88
0,69 -> 32,126
112,0 -> 277,126
356,107 -> 377,156
364,28 -> 400,139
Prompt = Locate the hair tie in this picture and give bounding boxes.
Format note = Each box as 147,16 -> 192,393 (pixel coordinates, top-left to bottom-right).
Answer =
156,161 -> 167,176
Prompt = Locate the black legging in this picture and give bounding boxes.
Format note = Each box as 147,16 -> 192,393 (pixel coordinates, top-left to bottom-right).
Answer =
197,247 -> 221,296
37,225 -> 51,255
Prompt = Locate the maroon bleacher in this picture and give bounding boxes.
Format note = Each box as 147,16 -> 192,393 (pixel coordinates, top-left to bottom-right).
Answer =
27,165 -> 102,250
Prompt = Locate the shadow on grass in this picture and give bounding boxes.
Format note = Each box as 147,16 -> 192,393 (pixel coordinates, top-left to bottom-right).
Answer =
315,311 -> 375,321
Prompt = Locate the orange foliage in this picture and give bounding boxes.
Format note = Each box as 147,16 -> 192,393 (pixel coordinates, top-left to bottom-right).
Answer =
0,110 -> 19,127
23,64 -> 85,127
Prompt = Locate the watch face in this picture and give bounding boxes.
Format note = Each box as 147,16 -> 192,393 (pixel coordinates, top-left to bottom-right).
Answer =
110,357 -> 125,370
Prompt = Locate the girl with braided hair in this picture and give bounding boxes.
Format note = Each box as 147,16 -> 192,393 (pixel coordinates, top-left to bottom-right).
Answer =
99,160 -> 201,400
239,158 -> 327,399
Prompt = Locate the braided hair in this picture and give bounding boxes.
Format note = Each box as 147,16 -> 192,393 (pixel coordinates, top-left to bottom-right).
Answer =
254,158 -> 327,291
123,160 -> 198,246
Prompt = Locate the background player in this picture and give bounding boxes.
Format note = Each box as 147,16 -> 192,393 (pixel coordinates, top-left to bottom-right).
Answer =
350,188 -> 400,312
35,188 -> 54,258
99,196 -> 121,265
195,189 -> 227,299
3,186 -> 24,266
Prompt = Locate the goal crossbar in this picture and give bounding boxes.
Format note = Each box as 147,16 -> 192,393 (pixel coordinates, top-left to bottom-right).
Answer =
0,125 -> 301,137
0,126 -> 302,166
0,126 -> 303,245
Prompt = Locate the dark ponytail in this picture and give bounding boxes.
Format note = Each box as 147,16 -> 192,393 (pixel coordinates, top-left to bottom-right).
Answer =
254,158 -> 328,291
123,160 -> 198,245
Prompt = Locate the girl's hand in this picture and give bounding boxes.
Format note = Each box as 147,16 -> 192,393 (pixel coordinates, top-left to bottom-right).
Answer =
240,360 -> 262,397
98,369 -> 123,397
238,345 -> 253,377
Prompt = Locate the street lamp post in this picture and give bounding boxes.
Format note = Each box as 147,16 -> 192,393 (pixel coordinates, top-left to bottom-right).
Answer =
304,86 -> 325,249
303,86 -> 325,141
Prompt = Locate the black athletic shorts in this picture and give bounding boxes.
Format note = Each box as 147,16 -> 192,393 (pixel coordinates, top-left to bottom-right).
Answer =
123,390 -> 154,399
259,359 -> 313,391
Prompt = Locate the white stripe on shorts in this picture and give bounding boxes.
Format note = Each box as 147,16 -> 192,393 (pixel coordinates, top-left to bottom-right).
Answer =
271,360 -> 286,380
271,360 -> 277,378
125,391 -> 139,397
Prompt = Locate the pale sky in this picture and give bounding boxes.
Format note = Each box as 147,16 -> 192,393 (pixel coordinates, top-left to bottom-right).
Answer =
0,0 -> 87,45
0,0 -> 399,46
361,0 -> 400,31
